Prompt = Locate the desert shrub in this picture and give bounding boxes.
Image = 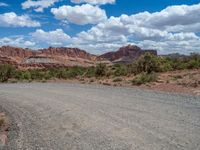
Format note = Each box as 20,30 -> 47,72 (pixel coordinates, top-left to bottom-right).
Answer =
89,79 -> 95,82
29,69 -> 46,80
14,71 -> 22,80
0,64 -> 16,82
190,53 -> 200,62
170,58 -> 188,70
131,53 -> 200,74
95,63 -> 106,77
48,68 -> 59,78
23,71 -> 32,80
66,66 -> 85,79
113,64 -> 128,76
55,68 -> 68,79
172,75 -> 182,80
0,117 -> 5,127
15,70 -> 31,80
127,62 -> 139,75
132,72 -> 157,85
166,53 -> 200,70
186,60 -> 199,69
29,69 -> 53,80
155,57 -> 173,72
42,70 -> 52,80
133,53 -> 160,74
36,70 -> 52,80
48,67 -> 86,79
113,77 -> 123,82
85,67 -> 96,78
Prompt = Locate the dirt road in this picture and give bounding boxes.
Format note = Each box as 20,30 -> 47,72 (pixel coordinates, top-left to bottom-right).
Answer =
0,83 -> 200,150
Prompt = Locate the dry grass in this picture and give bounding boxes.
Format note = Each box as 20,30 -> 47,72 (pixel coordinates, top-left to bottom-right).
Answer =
0,113 -> 7,129
0,117 -> 5,128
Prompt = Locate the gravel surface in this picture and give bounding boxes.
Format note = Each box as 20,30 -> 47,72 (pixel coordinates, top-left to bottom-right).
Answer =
0,83 -> 200,150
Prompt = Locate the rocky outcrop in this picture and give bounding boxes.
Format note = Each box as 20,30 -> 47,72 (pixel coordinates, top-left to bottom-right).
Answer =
0,46 -> 36,63
39,47 -> 97,61
0,46 -> 98,68
99,45 -> 157,63
0,56 -> 17,66
0,45 -> 157,68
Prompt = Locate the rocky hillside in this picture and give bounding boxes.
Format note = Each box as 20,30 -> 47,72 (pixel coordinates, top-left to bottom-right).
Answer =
0,46 -> 98,68
0,45 -> 157,68
0,46 -> 35,63
39,47 -> 97,61
99,45 -> 157,63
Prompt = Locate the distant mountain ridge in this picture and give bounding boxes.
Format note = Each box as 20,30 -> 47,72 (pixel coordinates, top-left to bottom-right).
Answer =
99,45 -> 157,63
0,45 -> 157,68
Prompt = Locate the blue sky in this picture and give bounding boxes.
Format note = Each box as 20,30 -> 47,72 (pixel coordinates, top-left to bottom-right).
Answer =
0,0 -> 200,54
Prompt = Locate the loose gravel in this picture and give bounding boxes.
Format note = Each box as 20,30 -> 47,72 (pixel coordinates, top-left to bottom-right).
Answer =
0,83 -> 200,150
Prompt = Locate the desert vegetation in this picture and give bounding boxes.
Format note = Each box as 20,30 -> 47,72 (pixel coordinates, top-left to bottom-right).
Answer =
0,53 -> 200,86
0,117 -> 5,128
0,113 -> 7,129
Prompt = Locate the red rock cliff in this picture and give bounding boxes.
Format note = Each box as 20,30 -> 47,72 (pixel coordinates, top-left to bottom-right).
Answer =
99,45 -> 157,63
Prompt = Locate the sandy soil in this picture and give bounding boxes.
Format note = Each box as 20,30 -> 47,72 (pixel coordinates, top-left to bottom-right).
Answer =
72,69 -> 200,96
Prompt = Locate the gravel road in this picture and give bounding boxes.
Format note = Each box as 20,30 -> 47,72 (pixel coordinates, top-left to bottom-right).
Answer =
0,83 -> 200,150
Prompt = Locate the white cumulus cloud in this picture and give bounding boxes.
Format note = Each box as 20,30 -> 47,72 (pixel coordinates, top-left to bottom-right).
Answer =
70,3 -> 200,54
3,3 -> 200,55
0,36 -> 35,48
70,0 -> 115,5
0,12 -> 40,27
0,2 -> 9,7
22,0 -> 59,12
51,4 -> 107,25
31,29 -> 71,46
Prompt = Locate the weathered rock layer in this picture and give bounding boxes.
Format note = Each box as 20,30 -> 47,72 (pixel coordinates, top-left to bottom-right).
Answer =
0,45 -> 157,68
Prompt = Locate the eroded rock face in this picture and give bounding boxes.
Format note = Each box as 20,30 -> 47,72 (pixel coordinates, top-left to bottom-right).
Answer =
0,45 -> 158,68
99,45 -> 157,63
0,46 -> 98,68
0,46 -> 37,63
39,47 -> 97,61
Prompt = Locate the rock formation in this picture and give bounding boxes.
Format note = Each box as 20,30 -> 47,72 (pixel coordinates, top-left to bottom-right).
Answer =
0,45 -> 157,69
99,45 -> 157,63
0,46 -> 98,68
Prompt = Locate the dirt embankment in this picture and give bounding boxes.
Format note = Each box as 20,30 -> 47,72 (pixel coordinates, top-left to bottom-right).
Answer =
0,112 -> 9,148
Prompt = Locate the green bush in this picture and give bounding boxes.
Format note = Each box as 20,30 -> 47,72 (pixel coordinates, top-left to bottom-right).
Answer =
133,53 -> 160,74
113,64 -> 128,76
156,57 -> 173,72
15,70 -> 31,80
0,117 -> 5,127
132,53 -> 200,74
43,71 -> 52,80
50,68 -> 66,79
95,63 -> 106,77
66,66 -> 85,79
186,60 -> 199,69
29,69 -> 44,80
85,67 -> 96,78
132,72 -> 157,85
0,64 -> 15,82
